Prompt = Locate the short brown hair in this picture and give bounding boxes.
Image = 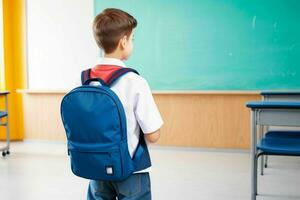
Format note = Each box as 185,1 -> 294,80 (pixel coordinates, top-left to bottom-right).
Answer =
93,8 -> 137,54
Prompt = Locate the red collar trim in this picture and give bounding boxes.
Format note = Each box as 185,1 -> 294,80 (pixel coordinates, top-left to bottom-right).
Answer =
90,65 -> 122,83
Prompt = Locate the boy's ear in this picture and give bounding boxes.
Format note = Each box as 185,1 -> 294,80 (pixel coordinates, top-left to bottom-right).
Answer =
120,35 -> 128,50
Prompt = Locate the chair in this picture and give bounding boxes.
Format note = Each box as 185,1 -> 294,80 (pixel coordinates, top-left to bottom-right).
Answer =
0,91 -> 10,157
257,134 -> 300,175
258,135 -> 300,156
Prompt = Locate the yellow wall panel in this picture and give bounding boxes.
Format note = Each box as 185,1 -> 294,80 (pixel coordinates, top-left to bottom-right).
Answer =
0,0 -> 26,140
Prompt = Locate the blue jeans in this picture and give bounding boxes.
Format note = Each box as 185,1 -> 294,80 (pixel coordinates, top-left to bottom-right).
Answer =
87,173 -> 151,200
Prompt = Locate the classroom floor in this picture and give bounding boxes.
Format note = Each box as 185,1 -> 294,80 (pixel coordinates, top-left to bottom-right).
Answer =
0,141 -> 300,200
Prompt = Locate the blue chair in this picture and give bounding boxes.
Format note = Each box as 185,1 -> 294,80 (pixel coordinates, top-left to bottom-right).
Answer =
262,131 -> 300,165
257,135 -> 300,173
0,91 -> 10,157
265,130 -> 300,140
258,136 -> 300,155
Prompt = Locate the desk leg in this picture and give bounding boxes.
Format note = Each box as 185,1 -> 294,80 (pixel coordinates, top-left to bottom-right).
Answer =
5,95 -> 10,149
251,111 -> 257,200
264,125 -> 269,169
259,125 -> 264,175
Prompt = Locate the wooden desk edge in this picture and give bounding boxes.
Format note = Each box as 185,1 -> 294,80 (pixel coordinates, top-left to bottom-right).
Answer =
0,91 -> 10,95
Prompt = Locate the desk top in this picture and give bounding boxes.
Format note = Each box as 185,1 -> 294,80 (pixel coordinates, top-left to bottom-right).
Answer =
0,91 -> 9,95
261,91 -> 300,96
246,101 -> 300,109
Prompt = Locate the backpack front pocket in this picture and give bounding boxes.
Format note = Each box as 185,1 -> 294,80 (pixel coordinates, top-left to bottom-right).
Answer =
68,142 -> 122,181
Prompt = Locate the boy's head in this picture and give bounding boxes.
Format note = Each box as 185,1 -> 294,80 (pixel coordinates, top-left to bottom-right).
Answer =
93,8 -> 137,60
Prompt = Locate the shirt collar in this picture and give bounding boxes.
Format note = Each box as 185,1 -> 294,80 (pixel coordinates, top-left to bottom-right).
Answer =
98,57 -> 126,68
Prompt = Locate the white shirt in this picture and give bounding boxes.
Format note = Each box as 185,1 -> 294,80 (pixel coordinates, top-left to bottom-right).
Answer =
91,57 -> 164,173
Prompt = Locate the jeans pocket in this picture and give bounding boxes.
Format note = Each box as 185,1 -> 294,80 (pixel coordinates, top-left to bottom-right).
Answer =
117,174 -> 141,197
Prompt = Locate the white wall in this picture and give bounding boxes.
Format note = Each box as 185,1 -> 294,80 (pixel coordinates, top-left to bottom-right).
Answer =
27,0 -> 98,89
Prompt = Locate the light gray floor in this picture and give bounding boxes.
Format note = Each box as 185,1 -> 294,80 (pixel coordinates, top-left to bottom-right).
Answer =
0,141 -> 300,200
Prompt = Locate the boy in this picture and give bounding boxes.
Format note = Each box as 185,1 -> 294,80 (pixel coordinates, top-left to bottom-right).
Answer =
87,8 -> 163,200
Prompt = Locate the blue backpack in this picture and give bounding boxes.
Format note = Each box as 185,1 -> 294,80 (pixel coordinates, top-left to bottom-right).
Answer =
60,66 -> 151,181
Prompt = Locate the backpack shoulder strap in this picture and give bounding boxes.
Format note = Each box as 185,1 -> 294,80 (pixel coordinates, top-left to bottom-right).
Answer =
106,68 -> 139,87
82,67 -> 139,87
81,68 -> 91,85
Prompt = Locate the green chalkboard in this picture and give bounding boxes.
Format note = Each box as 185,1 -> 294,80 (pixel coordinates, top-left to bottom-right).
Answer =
94,0 -> 300,90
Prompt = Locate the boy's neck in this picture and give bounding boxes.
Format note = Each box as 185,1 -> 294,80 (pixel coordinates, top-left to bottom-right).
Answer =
104,51 -> 124,61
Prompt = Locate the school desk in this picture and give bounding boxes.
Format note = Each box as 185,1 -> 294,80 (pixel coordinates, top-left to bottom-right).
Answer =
0,91 -> 10,157
260,91 -> 300,174
246,101 -> 300,200
261,91 -> 300,101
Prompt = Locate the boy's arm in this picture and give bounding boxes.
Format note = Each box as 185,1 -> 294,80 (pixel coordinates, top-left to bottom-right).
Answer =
134,78 -> 163,143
